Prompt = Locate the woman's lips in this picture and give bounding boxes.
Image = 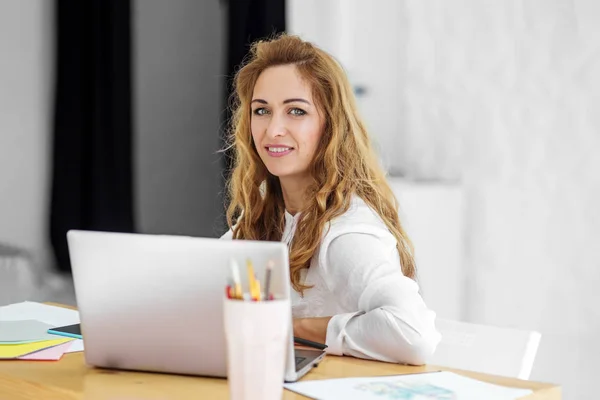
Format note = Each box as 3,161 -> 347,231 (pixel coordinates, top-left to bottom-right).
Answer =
265,146 -> 294,157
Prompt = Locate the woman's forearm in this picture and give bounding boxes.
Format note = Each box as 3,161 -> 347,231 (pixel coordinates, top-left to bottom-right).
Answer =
293,316 -> 333,344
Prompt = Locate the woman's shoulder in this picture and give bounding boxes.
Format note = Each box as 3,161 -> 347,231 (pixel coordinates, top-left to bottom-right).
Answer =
329,195 -> 386,226
314,195 -> 399,276
323,195 -> 396,243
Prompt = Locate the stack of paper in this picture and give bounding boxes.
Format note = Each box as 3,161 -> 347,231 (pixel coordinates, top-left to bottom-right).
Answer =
284,371 -> 533,400
0,320 -> 73,360
0,302 -> 85,360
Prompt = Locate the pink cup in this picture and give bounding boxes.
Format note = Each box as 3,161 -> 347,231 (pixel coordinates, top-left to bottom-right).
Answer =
223,298 -> 291,400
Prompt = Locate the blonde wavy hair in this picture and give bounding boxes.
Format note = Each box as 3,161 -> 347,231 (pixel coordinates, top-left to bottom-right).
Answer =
225,34 -> 415,294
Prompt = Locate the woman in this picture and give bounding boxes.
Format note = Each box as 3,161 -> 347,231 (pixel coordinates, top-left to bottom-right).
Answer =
221,34 -> 440,365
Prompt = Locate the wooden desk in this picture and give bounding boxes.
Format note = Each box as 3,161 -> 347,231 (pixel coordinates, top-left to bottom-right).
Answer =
0,305 -> 561,400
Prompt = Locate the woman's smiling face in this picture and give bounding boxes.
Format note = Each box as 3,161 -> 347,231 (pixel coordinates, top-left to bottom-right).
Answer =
250,64 -> 324,180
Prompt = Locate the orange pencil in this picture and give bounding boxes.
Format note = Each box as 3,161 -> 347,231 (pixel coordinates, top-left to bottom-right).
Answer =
254,275 -> 261,301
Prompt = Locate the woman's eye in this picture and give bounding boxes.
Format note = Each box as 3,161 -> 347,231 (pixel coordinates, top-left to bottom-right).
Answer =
253,108 -> 269,116
289,108 -> 306,116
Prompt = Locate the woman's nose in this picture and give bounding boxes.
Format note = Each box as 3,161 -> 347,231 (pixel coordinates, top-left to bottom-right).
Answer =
265,113 -> 287,138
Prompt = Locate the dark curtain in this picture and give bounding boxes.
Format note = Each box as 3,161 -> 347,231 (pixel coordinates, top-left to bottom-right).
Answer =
50,0 -> 135,272
221,0 -> 286,177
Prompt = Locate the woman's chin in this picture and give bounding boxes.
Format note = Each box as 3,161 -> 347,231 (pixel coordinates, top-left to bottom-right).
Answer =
266,169 -> 290,178
265,167 -> 303,180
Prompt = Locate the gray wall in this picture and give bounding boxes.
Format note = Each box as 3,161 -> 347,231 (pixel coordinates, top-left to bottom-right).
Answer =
0,1 -> 54,271
0,1 -> 226,305
133,0 -> 226,238
1,0 -> 226,271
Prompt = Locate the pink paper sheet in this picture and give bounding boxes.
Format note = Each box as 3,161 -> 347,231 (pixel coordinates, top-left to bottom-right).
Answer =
18,341 -> 74,361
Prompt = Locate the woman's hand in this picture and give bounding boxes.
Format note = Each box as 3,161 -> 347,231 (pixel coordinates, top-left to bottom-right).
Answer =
293,316 -> 333,345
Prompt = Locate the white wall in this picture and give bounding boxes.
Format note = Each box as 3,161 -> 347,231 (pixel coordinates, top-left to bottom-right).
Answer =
449,2 -> 600,398
133,0 -> 226,237
0,1 -> 53,270
396,3 -> 599,398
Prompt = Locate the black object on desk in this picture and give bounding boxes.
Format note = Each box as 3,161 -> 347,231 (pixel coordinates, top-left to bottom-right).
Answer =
47,323 -> 82,339
294,336 -> 327,350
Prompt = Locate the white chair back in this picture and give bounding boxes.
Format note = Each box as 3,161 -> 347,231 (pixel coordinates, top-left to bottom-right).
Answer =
431,318 -> 541,380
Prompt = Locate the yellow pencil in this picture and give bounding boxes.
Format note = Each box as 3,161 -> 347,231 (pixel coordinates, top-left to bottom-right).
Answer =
246,259 -> 257,300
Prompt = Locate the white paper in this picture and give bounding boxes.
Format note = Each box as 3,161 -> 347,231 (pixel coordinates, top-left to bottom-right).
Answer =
0,301 -> 84,353
284,371 -> 532,400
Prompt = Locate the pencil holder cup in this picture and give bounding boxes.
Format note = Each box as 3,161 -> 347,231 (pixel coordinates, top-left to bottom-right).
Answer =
223,297 -> 290,400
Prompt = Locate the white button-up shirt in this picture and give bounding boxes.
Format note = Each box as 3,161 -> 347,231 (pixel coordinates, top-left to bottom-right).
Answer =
222,195 -> 441,365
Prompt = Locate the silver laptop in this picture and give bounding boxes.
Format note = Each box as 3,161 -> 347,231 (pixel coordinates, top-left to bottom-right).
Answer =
67,230 -> 325,382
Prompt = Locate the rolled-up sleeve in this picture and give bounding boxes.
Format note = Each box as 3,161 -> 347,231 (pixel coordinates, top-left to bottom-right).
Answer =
323,233 -> 441,365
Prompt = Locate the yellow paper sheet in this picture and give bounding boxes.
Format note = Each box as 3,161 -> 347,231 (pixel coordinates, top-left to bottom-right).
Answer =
0,337 -> 73,359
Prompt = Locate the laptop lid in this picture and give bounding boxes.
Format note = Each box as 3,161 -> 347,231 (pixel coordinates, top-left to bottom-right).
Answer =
67,230 -> 293,377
